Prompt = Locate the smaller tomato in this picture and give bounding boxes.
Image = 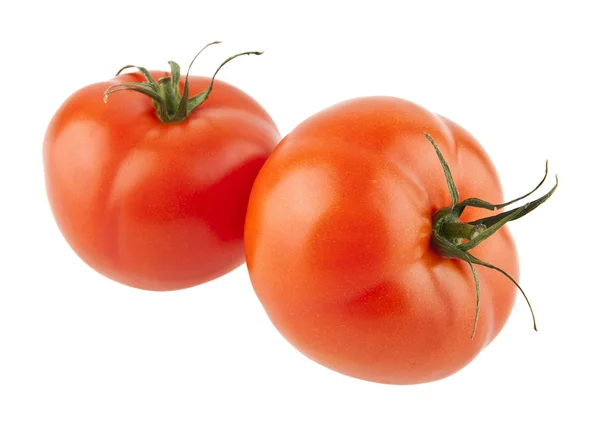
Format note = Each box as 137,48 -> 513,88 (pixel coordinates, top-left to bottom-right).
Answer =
44,42 -> 280,291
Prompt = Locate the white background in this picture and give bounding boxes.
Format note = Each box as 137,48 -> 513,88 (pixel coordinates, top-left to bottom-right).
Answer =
1,1 -> 598,429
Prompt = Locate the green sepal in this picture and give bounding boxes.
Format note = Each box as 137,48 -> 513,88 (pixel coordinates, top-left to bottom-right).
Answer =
454,160 -> 549,217
467,253 -> 537,331
424,133 -> 459,206
432,230 -> 481,338
469,176 -> 558,229
103,81 -> 168,117
168,61 -> 181,95
186,50 -> 263,115
115,65 -> 161,91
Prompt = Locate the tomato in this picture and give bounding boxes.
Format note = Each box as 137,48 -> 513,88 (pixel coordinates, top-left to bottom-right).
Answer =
44,44 -> 280,291
244,96 -> 555,384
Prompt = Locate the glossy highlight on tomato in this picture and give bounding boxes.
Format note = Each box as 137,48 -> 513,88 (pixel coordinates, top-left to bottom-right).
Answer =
44,47 -> 280,291
244,96 -> 553,384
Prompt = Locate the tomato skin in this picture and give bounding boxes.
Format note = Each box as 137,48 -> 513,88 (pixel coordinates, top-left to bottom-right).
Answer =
244,96 -> 518,384
44,71 -> 280,291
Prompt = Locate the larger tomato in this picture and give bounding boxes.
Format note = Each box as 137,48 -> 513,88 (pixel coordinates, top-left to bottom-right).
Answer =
244,96 -> 555,384
44,45 -> 280,291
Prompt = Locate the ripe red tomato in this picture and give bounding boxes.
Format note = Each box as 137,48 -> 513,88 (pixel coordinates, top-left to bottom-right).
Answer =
244,96 -> 554,384
44,46 -> 280,291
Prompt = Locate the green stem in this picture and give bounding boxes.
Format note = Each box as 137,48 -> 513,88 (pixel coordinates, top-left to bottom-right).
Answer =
424,132 -> 557,338
103,42 -> 263,124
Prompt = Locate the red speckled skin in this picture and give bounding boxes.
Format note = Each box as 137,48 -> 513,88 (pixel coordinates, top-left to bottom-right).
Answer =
245,97 -> 517,384
44,72 -> 279,291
